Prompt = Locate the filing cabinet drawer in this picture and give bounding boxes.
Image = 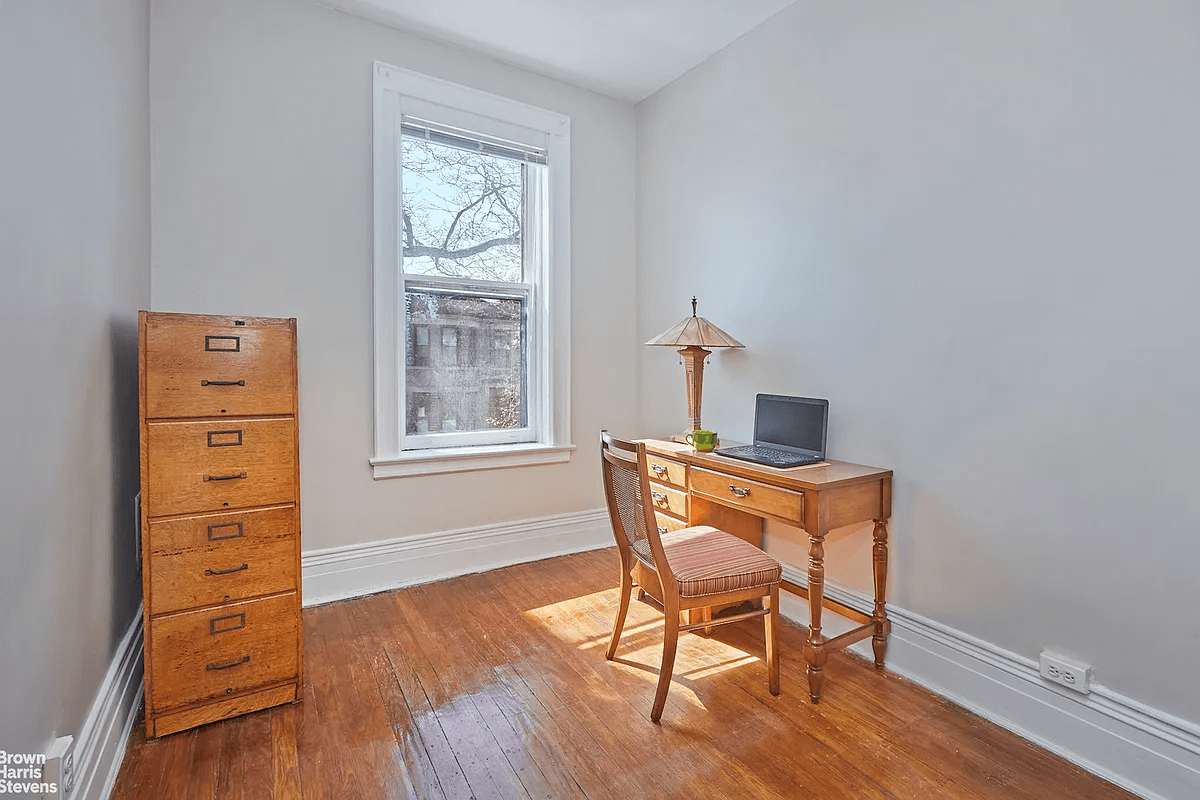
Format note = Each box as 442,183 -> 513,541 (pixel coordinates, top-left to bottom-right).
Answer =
149,593 -> 299,712
655,511 -> 688,536
648,484 -> 688,520
144,316 -> 295,419
148,505 -> 296,555
646,454 -> 687,490
149,506 -> 298,615
147,418 -> 296,516
691,467 -> 804,525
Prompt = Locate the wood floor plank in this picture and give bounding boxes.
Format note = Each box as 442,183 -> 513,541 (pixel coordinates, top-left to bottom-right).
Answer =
395,582 -> 532,799
238,690 -> 281,799
111,548 -> 1140,800
345,594 -> 444,800
373,591 -> 479,800
415,579 -> 564,800
214,715 -> 247,800
321,601 -> 416,800
296,606 -> 366,800
269,706 -> 303,800
181,721 -> 223,800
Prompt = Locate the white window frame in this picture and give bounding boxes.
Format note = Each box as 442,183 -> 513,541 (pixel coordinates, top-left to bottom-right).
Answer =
370,62 -> 573,479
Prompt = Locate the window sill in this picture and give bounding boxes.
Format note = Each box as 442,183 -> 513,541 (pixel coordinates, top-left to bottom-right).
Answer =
370,442 -> 575,479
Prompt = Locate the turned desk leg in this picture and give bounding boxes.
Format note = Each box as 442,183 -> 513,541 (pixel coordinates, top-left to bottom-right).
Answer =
804,532 -> 827,703
872,518 -> 891,670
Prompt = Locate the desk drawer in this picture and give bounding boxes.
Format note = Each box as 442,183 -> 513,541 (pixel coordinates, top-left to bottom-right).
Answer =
144,316 -> 295,419
648,484 -> 688,520
147,418 -> 296,516
148,507 -> 298,615
149,593 -> 299,713
655,511 -> 688,536
692,467 -> 803,525
646,454 -> 687,490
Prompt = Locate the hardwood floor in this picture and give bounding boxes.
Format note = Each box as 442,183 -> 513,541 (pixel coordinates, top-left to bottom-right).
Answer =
111,548 -> 1136,799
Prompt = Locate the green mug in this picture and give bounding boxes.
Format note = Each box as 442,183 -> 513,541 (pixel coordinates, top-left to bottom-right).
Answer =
686,430 -> 718,451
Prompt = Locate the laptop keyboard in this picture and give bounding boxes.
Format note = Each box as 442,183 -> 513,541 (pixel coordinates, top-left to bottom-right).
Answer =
721,445 -> 821,466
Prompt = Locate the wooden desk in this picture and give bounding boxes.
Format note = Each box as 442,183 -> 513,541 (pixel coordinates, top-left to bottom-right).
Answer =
642,439 -> 893,703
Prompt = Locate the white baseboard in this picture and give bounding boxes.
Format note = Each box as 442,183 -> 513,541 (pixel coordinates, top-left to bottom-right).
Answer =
777,567 -> 1200,800
71,607 -> 143,800
301,508 -> 612,607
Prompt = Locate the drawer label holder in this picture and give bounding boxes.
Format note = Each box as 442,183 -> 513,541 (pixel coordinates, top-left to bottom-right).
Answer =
205,335 -> 241,352
207,429 -> 243,448
207,521 -> 244,541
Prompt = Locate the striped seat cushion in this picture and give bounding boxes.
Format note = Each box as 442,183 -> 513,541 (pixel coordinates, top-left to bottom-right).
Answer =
659,526 -> 782,598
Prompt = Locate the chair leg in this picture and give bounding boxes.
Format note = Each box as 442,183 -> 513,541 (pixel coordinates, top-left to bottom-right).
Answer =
606,566 -> 633,660
650,610 -> 680,723
765,584 -> 780,696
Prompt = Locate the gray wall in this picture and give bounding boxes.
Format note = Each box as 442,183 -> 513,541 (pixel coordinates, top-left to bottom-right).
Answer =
637,0 -> 1200,721
148,0 -> 638,551
0,0 -> 150,750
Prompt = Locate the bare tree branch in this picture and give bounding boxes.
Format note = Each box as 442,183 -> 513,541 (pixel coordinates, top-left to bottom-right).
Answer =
402,210 -> 415,248
442,191 -> 490,251
405,236 -> 520,261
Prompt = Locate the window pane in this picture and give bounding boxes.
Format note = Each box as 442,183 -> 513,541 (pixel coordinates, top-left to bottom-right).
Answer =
401,136 -> 524,283
405,291 -> 526,435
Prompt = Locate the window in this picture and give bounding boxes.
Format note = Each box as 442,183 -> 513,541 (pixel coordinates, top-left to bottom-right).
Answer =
371,63 -> 573,478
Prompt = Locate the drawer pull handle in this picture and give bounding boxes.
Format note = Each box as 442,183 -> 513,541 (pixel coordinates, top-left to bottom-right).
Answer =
200,379 -> 246,387
729,484 -> 752,498
209,612 -> 247,634
205,562 -> 248,577
207,521 -> 244,541
206,655 -> 250,671
204,472 -> 247,482
657,526 -> 667,536
651,464 -> 667,475
651,491 -> 668,504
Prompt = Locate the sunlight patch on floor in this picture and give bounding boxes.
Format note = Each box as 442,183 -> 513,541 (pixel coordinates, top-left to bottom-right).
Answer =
521,588 -> 766,715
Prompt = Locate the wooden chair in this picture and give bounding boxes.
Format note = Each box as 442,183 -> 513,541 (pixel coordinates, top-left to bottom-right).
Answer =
600,431 -> 783,722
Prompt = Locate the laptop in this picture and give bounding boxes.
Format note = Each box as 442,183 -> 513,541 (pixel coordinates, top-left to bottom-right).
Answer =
714,395 -> 829,468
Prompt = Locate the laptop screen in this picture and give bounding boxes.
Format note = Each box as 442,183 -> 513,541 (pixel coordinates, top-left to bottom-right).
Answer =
754,395 -> 828,454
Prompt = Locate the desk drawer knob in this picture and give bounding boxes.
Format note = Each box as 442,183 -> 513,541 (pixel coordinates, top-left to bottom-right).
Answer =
651,491 -> 668,504
729,484 -> 751,498
651,464 -> 667,475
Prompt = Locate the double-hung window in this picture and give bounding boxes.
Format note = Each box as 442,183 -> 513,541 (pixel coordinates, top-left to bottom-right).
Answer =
371,63 -> 572,478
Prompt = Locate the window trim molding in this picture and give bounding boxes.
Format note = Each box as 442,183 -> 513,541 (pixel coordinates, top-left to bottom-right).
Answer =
370,443 -> 576,480
372,62 -> 572,479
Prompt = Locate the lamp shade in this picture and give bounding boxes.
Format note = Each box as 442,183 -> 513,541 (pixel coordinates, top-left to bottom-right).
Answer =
645,297 -> 743,440
645,297 -> 744,348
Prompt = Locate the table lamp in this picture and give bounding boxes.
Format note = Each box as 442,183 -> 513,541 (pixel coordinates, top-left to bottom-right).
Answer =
645,296 -> 744,443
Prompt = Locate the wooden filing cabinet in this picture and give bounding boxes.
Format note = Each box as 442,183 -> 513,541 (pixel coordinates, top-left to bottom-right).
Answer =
138,311 -> 303,737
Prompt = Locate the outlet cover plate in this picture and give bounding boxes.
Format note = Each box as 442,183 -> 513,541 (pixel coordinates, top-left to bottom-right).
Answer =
1039,649 -> 1093,694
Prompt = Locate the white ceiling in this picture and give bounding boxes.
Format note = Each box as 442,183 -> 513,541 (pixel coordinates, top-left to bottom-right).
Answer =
321,0 -> 799,103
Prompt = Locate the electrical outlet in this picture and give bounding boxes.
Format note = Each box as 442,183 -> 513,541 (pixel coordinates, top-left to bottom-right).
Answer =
41,735 -> 74,799
1039,650 -> 1092,694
